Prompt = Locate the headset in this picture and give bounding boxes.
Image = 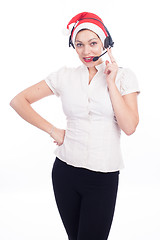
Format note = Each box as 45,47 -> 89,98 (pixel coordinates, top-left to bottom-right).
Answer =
69,17 -> 114,50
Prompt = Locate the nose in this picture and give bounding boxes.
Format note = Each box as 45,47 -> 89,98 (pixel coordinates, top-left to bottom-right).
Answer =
83,45 -> 91,56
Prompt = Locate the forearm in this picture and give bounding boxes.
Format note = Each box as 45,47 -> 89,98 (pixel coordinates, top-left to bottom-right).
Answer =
10,95 -> 53,134
108,83 -> 138,135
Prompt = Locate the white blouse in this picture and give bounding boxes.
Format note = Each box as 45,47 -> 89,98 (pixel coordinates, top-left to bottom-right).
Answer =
45,62 -> 140,172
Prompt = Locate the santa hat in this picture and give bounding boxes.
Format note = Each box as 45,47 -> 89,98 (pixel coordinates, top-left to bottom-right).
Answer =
66,12 -> 109,48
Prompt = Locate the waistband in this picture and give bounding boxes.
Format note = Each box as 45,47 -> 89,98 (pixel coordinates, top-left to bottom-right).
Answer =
54,156 -> 120,175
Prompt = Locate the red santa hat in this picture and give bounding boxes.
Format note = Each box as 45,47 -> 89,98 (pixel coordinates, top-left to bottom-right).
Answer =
66,12 -> 108,48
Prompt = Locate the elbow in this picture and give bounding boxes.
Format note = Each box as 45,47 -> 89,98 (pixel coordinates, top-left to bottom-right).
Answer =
10,97 -> 17,109
124,128 -> 136,136
123,118 -> 139,136
10,94 -> 23,109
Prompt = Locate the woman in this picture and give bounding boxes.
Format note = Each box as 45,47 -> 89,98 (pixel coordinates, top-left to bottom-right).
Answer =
10,12 -> 140,240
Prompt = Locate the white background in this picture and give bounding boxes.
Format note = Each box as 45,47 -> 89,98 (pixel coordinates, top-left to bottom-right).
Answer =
1,0 -> 160,239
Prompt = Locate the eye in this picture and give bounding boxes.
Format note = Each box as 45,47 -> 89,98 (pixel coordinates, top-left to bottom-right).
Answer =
90,42 -> 97,46
76,43 -> 83,47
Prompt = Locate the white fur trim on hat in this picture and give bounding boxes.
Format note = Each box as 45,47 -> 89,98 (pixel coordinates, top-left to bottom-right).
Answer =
72,22 -> 106,47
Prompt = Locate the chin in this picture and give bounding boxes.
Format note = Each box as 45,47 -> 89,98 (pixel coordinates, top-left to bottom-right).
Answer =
83,61 -> 95,67
82,59 -> 102,68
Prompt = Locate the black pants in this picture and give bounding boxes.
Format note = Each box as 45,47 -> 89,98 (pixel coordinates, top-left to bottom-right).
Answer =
52,157 -> 119,240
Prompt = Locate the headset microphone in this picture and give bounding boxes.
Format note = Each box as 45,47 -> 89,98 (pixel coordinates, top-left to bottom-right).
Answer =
92,49 -> 108,62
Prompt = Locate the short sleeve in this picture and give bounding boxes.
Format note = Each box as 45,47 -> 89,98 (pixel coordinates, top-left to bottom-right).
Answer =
44,67 -> 65,97
119,68 -> 140,96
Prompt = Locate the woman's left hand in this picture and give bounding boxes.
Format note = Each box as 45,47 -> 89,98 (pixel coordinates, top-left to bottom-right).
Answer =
104,48 -> 118,87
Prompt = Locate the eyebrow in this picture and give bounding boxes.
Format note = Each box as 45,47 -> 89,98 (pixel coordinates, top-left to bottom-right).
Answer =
75,38 -> 98,43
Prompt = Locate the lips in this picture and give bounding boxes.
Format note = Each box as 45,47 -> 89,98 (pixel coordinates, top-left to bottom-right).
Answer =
83,56 -> 94,62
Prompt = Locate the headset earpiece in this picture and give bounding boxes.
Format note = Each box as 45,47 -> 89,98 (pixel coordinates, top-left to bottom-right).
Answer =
69,35 -> 75,49
69,24 -> 76,49
104,37 -> 110,49
104,26 -> 114,49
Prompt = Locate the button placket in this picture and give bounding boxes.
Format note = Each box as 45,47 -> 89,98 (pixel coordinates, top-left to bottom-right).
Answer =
86,87 -> 92,161
87,87 -> 92,118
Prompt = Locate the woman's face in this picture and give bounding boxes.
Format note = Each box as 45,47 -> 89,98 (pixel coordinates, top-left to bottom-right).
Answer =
75,29 -> 103,68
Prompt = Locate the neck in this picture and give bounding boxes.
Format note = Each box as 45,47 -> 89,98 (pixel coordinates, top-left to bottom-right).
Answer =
87,66 -> 97,75
87,59 -> 103,73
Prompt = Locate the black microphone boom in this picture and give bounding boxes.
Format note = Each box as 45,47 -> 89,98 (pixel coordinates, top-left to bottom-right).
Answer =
93,50 -> 108,62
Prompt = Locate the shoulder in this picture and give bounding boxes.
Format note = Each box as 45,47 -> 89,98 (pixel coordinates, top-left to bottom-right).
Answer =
44,65 -> 83,97
117,67 -> 137,79
45,65 -> 82,81
116,67 -> 140,96
116,67 -> 138,85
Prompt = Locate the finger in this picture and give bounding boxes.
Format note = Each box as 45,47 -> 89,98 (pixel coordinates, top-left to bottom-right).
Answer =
104,62 -> 112,74
107,48 -> 116,64
104,66 -> 112,75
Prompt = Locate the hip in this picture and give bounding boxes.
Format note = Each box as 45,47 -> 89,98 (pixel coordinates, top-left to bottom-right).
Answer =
52,156 -> 120,188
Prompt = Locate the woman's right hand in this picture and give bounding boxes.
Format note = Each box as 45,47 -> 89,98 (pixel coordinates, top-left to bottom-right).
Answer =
50,127 -> 66,146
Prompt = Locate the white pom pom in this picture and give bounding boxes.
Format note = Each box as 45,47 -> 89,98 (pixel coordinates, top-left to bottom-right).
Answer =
62,28 -> 70,36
